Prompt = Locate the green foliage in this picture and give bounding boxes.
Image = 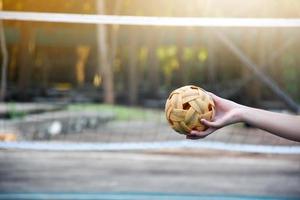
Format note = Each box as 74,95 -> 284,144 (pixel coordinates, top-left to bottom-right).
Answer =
279,50 -> 300,102
182,47 -> 194,62
139,47 -> 148,62
7,103 -> 26,119
156,45 -> 180,86
282,55 -> 300,101
197,48 -> 208,63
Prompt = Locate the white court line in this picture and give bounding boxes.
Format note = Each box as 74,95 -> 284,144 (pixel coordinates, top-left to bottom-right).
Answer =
1,11 -> 300,27
0,140 -> 300,154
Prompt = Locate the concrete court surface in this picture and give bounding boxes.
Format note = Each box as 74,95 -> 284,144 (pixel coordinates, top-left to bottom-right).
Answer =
0,149 -> 299,198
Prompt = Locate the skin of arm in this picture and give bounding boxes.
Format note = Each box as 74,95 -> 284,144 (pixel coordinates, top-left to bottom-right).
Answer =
187,93 -> 300,142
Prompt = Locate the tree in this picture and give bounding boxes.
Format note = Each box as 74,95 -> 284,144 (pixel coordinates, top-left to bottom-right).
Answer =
17,22 -> 32,100
96,0 -> 114,104
128,27 -> 139,105
146,29 -> 159,98
0,0 -> 8,101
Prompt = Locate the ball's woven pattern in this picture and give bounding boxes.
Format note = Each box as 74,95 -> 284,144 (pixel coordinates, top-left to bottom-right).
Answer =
165,85 -> 215,135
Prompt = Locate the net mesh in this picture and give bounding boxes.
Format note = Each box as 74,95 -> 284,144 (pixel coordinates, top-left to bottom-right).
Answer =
0,11 -> 299,154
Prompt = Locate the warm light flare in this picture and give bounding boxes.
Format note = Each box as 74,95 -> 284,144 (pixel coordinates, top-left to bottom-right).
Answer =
93,74 -> 101,88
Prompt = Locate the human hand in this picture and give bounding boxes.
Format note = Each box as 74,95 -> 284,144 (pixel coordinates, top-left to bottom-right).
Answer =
186,92 -> 245,140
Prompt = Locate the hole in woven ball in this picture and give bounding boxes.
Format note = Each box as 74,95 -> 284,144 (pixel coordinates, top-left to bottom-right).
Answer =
168,119 -> 174,125
190,86 -> 198,90
183,102 -> 191,110
208,103 -> 212,111
191,127 -> 198,131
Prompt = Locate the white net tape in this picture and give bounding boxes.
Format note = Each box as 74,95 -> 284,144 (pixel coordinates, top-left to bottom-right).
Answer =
1,11 -> 300,27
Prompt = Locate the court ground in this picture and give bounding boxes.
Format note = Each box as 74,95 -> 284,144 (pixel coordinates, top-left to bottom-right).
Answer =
0,149 -> 299,198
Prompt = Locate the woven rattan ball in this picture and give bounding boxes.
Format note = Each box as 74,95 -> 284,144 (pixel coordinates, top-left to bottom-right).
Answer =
165,85 -> 215,135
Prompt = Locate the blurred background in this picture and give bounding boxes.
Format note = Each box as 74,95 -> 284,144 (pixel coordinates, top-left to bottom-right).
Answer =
0,0 -> 299,199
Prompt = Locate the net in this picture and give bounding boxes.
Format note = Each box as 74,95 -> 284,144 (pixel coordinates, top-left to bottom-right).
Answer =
0,11 -> 299,154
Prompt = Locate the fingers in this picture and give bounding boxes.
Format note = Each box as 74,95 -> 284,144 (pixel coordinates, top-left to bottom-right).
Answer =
200,118 -> 223,128
186,128 -> 216,140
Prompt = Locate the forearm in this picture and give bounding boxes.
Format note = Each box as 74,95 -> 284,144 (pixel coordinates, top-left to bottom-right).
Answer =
239,106 -> 300,142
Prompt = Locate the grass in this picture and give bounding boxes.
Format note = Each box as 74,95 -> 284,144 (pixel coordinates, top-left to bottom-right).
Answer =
68,103 -> 164,121
7,103 -> 26,119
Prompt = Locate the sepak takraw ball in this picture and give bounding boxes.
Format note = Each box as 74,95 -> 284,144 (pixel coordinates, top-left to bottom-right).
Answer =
165,85 -> 215,135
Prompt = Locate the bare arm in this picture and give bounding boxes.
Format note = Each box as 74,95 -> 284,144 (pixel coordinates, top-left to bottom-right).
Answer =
239,107 -> 300,142
187,93 -> 300,142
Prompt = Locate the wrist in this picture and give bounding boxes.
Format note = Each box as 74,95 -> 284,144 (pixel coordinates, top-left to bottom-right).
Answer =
235,105 -> 249,123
